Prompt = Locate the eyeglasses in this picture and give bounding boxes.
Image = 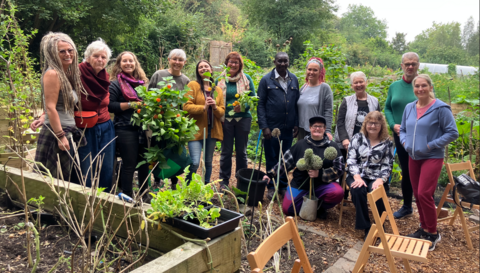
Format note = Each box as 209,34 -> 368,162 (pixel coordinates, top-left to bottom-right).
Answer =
402,62 -> 418,68
59,49 -> 74,55
228,60 -> 240,65
311,125 -> 325,130
367,122 -> 380,127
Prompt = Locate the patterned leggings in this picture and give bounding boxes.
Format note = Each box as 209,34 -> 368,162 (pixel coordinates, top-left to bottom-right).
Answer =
282,182 -> 344,216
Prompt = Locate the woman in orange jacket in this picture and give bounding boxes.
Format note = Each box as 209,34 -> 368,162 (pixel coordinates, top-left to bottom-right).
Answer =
183,60 -> 225,183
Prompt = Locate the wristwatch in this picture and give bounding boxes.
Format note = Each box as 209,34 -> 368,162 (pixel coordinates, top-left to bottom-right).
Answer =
128,102 -> 132,108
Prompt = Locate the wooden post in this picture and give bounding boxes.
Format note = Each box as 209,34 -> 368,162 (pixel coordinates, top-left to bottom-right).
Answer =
469,120 -> 474,163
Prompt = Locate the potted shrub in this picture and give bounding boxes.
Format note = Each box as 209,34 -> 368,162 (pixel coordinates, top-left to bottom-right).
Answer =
146,168 -> 243,239
131,78 -> 198,176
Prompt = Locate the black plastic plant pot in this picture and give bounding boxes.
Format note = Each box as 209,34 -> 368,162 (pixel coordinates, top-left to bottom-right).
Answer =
168,207 -> 243,239
235,168 -> 267,207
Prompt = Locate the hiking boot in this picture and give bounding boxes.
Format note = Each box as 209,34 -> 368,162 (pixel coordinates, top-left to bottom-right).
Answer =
407,228 -> 426,239
393,205 -> 413,219
424,232 -> 441,251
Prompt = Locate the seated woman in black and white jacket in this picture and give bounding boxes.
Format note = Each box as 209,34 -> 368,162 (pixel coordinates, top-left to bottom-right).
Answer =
346,111 -> 394,239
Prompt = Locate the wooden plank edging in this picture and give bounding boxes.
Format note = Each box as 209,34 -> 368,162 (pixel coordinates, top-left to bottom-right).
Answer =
131,227 -> 241,273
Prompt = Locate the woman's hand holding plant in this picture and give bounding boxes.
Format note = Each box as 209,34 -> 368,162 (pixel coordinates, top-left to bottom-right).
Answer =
308,169 -> 319,178
205,97 -> 217,110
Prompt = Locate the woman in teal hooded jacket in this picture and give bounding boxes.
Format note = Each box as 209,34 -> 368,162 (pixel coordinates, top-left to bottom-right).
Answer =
400,74 -> 458,251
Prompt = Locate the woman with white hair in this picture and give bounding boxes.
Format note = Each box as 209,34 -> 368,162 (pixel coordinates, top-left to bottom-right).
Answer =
76,38 -> 116,192
335,71 -> 380,156
34,32 -> 87,180
148,48 -> 190,90
147,49 -> 191,188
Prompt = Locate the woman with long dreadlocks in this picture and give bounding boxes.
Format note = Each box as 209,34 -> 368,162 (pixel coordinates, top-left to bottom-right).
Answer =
34,32 -> 87,180
183,60 -> 225,184
296,57 -> 333,141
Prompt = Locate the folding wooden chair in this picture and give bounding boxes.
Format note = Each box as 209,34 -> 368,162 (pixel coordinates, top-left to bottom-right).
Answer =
353,185 -> 432,273
436,160 -> 479,250
247,217 -> 313,273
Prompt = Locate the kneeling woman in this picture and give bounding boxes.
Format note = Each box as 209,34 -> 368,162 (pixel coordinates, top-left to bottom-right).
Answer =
346,111 -> 394,239
264,116 -> 344,219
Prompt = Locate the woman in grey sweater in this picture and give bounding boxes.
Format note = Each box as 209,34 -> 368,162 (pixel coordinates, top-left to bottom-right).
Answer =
297,57 -> 333,140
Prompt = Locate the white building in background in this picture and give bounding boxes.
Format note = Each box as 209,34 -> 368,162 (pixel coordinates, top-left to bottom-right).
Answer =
419,63 -> 478,75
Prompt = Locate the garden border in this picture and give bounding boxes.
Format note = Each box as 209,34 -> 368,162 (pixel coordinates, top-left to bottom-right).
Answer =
0,164 -> 241,272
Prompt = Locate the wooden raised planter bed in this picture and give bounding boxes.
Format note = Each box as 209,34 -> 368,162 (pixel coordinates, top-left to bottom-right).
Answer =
0,165 -> 241,273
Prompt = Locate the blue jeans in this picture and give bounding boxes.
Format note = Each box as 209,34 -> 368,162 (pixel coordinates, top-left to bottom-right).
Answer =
265,128 -> 293,190
77,120 -> 116,192
188,126 -> 217,183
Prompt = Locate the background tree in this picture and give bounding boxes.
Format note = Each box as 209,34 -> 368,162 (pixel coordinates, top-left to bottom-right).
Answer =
391,32 -> 408,54
338,4 -> 388,43
241,0 -> 336,58
409,21 -> 475,65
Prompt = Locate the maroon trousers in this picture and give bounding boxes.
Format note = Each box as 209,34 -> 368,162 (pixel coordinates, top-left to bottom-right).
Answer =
408,158 -> 443,233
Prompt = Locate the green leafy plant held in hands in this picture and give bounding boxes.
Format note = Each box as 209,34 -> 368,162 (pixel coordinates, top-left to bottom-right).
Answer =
131,77 -> 199,169
227,91 -> 259,116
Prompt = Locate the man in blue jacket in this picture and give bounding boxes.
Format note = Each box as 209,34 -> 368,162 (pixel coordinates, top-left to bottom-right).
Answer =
257,52 -> 300,200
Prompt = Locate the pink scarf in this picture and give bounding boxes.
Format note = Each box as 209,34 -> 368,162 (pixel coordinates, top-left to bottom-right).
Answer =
117,72 -> 144,102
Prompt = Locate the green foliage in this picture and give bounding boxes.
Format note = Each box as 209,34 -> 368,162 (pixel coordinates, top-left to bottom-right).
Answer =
0,1 -> 42,148
391,32 -> 408,54
448,64 -> 457,75
131,78 -> 199,168
147,167 -> 222,228
227,91 -> 259,116
241,0 -> 335,59
338,4 -> 387,43
409,21 -> 477,66
295,42 -> 353,101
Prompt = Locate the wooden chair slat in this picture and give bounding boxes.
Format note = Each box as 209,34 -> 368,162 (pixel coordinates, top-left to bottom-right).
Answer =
412,241 -> 423,256
420,242 -> 430,258
468,226 -> 480,232
392,237 -> 404,251
388,236 -> 398,249
398,238 -> 410,253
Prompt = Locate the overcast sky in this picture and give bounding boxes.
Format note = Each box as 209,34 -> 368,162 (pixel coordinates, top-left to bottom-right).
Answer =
335,0 -> 480,42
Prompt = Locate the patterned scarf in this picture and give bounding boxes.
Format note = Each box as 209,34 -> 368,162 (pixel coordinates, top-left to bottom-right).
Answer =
217,69 -> 250,121
117,72 -> 144,102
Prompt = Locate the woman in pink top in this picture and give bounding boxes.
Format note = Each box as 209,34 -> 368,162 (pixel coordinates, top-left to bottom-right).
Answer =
400,74 -> 458,251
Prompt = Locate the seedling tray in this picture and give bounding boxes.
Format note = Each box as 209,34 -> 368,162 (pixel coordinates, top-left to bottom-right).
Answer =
168,207 -> 243,239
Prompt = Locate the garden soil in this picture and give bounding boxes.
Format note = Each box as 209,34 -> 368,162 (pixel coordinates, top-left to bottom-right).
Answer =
209,151 -> 480,273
